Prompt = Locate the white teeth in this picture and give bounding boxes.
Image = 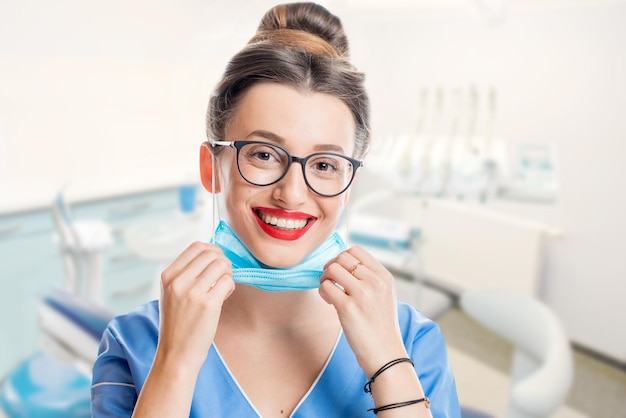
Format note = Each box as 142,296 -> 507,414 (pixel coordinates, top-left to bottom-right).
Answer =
260,212 -> 308,230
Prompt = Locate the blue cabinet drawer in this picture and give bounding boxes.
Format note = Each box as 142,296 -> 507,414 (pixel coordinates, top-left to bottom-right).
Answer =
104,261 -> 158,315
0,235 -> 58,281
0,209 -> 55,240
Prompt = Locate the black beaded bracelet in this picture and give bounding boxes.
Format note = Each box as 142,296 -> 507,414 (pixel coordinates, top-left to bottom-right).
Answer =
368,397 -> 430,414
363,358 -> 414,393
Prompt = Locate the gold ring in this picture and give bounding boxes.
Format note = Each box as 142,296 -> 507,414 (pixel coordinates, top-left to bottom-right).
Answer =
348,262 -> 362,276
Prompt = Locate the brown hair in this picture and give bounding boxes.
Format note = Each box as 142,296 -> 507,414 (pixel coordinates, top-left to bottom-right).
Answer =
206,2 -> 370,159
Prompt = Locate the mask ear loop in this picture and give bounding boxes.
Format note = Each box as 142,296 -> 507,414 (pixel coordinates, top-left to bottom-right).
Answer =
211,147 -> 219,243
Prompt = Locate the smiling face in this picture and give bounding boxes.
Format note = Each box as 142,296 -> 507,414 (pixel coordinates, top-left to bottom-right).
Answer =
209,82 -> 356,268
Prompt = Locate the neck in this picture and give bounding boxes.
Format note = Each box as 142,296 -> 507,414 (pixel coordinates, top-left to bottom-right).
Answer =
220,284 -> 338,334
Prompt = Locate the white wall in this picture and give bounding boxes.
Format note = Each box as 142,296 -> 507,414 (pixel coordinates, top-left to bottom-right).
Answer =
339,1 -> 626,362
0,0 -> 280,196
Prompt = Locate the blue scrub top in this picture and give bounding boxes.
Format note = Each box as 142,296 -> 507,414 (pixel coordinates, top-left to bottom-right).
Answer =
91,300 -> 461,417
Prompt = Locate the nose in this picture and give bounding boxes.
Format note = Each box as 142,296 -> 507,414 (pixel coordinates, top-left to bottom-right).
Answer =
272,160 -> 309,205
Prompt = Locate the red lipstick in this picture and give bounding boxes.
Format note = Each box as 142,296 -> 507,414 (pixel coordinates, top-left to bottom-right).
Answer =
252,207 -> 317,241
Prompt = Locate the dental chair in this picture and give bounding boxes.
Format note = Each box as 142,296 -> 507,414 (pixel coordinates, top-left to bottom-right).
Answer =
51,192 -> 113,304
0,288 -> 113,417
0,192 -> 114,417
459,287 -> 574,418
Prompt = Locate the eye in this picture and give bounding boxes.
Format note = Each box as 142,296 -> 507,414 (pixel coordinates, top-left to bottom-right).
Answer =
254,151 -> 272,161
244,144 -> 284,165
315,161 -> 337,172
309,155 -> 344,176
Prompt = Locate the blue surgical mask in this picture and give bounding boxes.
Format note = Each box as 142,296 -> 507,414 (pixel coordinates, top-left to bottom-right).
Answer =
211,220 -> 346,292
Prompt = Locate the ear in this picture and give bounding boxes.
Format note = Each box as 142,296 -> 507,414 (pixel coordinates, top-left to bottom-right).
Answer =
199,142 -> 220,193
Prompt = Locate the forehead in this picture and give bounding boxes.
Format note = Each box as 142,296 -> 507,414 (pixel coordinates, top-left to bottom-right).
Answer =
227,83 -> 356,154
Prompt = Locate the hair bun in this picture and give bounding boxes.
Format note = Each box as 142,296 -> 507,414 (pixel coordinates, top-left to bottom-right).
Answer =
255,2 -> 349,58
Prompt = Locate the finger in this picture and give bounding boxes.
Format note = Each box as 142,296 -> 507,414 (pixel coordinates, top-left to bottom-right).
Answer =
333,251 -> 363,276
319,276 -> 349,305
333,251 -> 374,284
321,261 -> 362,296
345,245 -> 379,269
163,247 -> 225,293
190,257 -> 232,294
162,242 -> 221,283
345,246 -> 390,283
210,273 -> 236,302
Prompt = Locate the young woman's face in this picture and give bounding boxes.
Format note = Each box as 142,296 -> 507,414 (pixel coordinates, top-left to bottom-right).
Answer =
217,82 -> 356,268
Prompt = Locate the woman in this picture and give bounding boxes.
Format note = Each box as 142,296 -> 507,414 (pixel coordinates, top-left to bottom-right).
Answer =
91,3 -> 461,417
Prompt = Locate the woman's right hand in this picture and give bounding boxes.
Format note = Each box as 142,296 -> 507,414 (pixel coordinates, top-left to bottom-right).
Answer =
132,243 -> 234,417
156,241 -> 236,371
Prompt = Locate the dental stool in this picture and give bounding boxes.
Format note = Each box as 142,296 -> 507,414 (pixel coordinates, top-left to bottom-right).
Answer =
0,288 -> 113,417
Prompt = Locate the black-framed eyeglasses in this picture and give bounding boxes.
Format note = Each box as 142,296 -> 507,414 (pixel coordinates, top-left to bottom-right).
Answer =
210,140 -> 363,197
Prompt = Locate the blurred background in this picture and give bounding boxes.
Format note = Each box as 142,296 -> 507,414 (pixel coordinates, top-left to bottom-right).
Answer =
0,0 -> 624,417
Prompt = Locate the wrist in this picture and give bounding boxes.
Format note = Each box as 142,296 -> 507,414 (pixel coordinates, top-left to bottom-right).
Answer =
360,346 -> 410,379
152,350 -> 203,384
363,355 -> 426,414
364,358 -> 414,394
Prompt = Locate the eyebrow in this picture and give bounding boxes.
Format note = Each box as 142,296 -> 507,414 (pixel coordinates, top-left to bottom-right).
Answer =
245,130 -> 346,154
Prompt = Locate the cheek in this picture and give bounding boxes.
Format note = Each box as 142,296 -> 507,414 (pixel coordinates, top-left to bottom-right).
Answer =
223,178 -> 258,215
218,159 -> 243,195
322,199 -> 345,224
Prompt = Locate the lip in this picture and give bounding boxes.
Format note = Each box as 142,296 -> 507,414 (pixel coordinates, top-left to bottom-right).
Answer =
252,207 -> 317,241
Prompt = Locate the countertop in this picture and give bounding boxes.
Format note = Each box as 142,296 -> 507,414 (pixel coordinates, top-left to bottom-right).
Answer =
0,167 -> 199,216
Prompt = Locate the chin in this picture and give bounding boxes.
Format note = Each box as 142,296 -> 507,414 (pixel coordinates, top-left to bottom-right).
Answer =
255,247 -> 309,269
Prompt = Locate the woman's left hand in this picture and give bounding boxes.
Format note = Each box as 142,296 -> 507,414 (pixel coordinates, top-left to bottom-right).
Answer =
319,245 -> 408,377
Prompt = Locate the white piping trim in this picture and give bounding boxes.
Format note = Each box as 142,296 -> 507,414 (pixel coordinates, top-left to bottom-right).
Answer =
91,381 -> 136,389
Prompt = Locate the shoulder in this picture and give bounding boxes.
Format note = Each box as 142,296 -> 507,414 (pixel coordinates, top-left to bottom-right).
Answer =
108,299 -> 159,330
101,300 -> 160,353
93,301 -> 159,381
396,301 -> 449,360
92,300 -> 160,411
397,301 -> 441,339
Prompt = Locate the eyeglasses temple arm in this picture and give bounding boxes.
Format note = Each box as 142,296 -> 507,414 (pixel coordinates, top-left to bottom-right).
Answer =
210,140 -> 234,148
